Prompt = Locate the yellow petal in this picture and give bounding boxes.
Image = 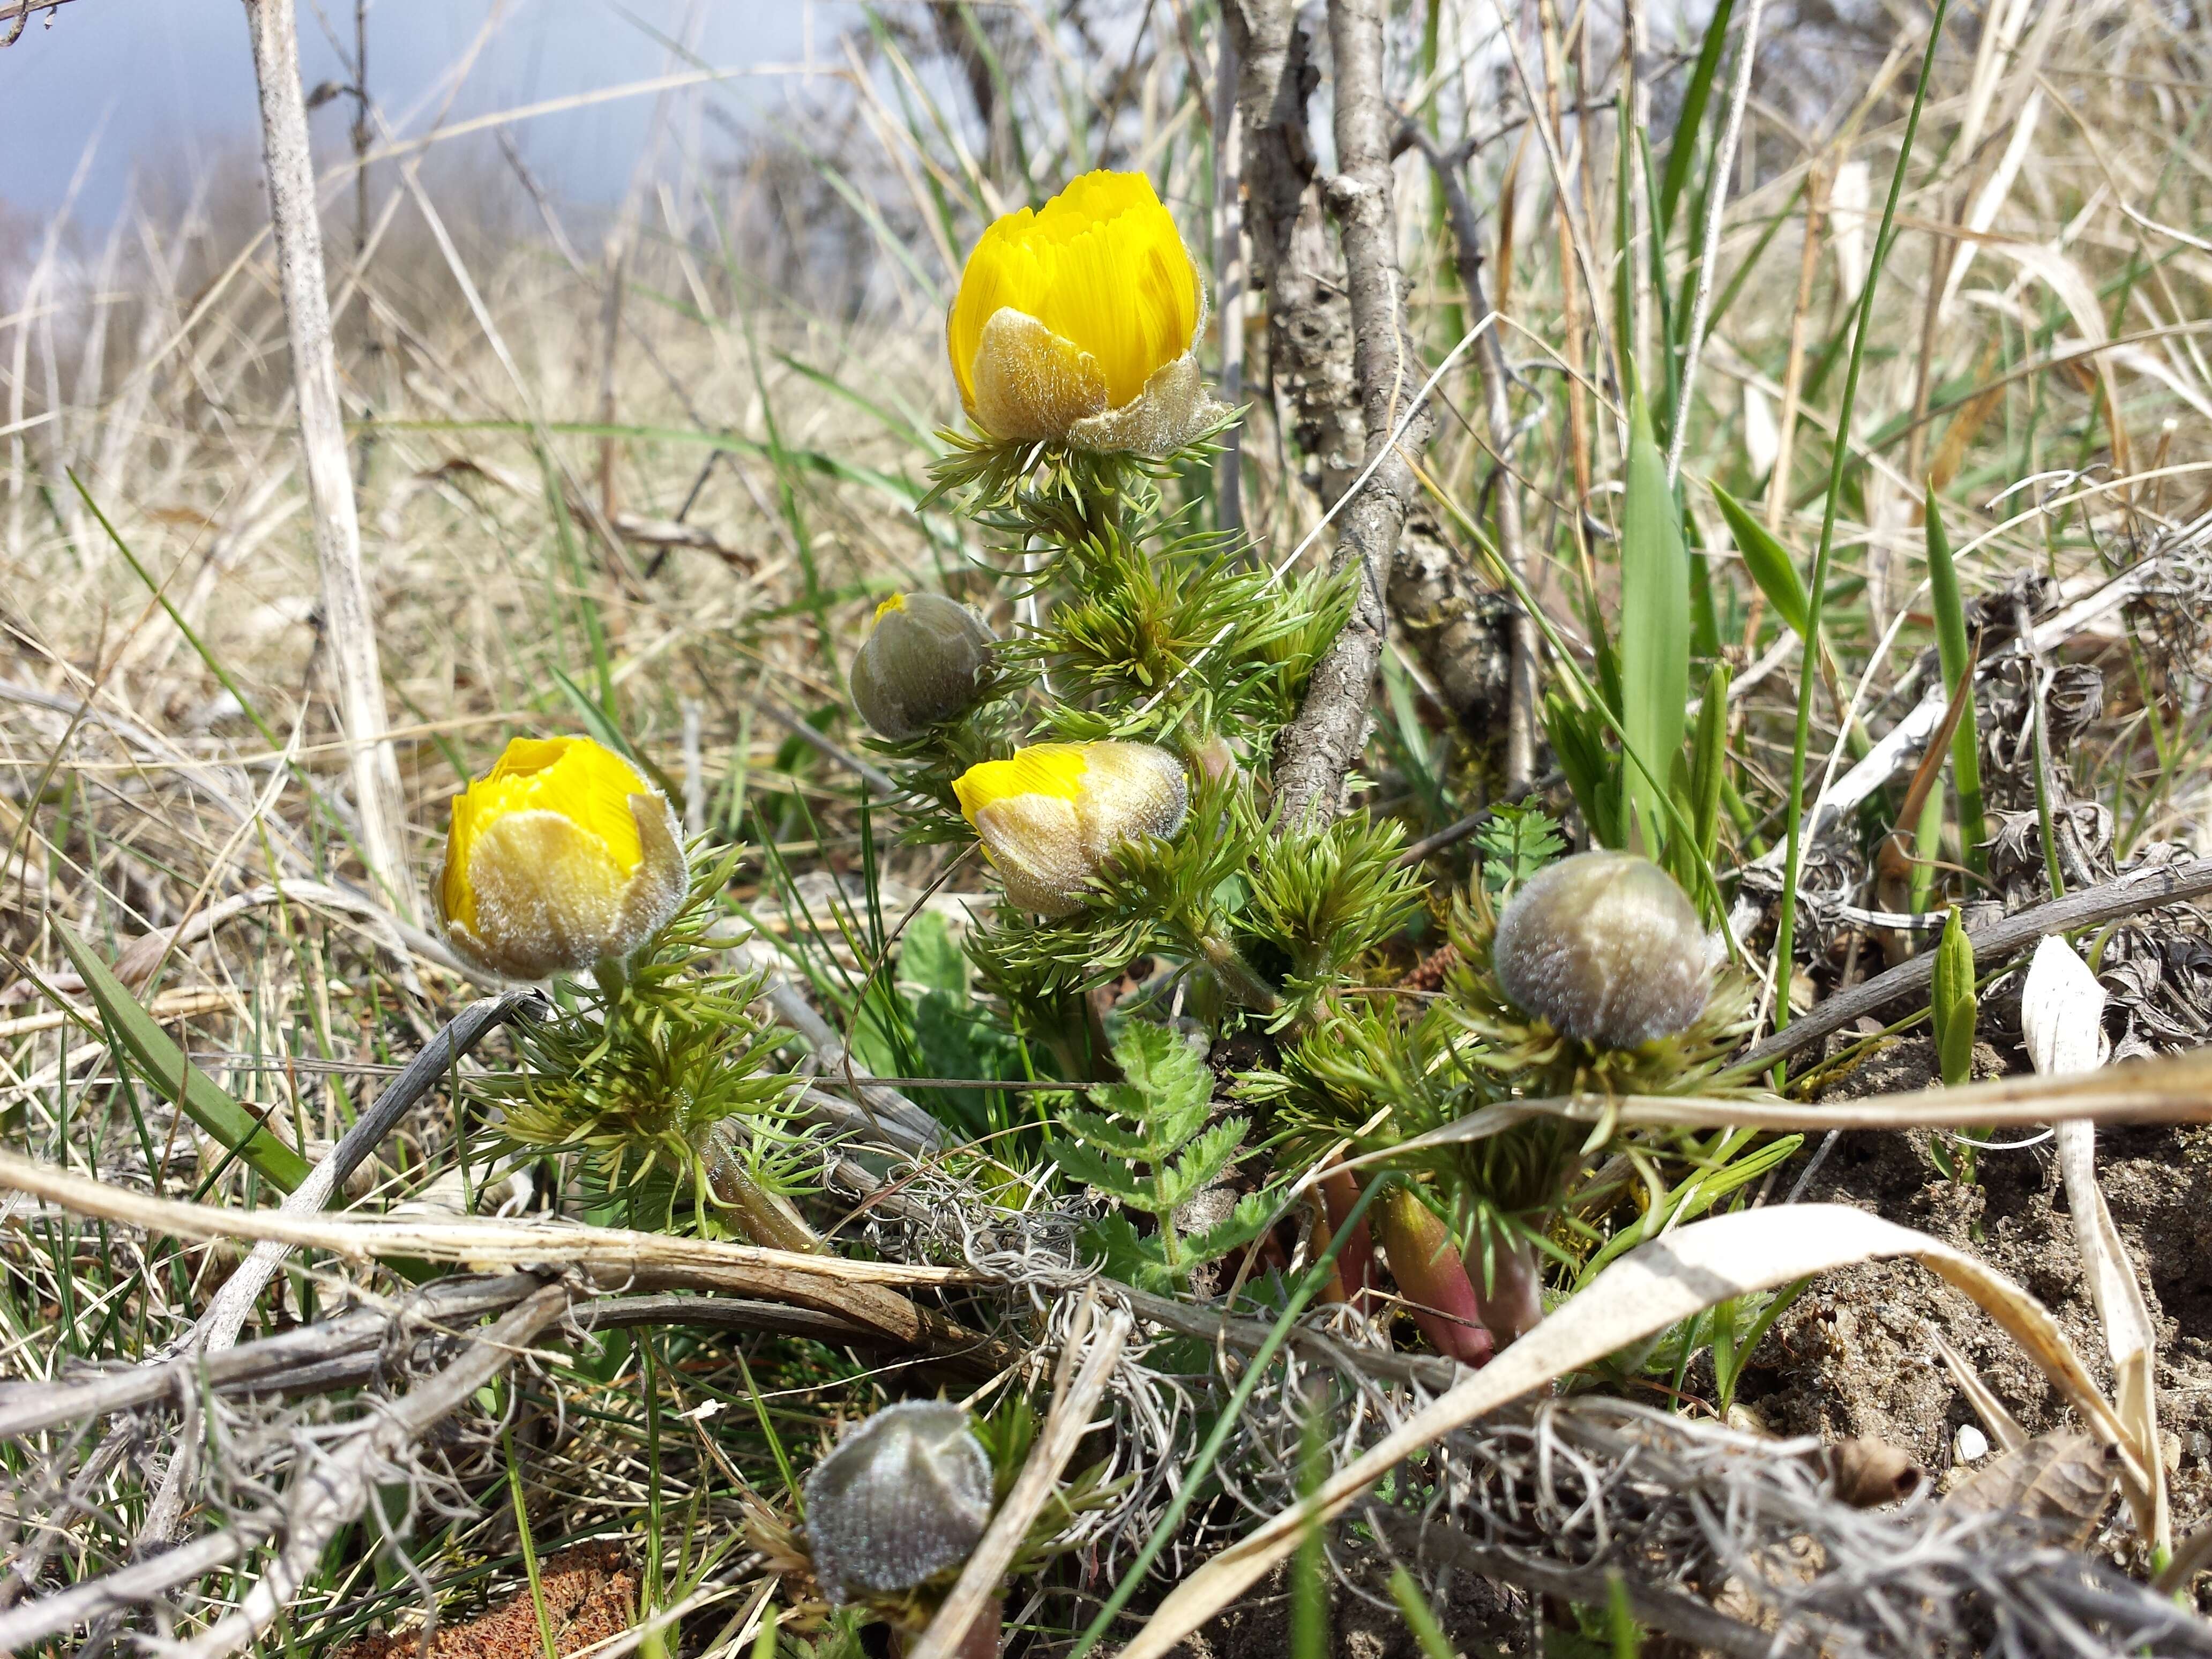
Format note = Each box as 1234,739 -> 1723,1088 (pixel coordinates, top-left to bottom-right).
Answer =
952,743 -> 1093,823
948,170 -> 1200,417
438,736 -> 681,977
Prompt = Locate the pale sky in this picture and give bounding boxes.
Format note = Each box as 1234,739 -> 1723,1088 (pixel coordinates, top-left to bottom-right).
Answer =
1,0 -> 855,226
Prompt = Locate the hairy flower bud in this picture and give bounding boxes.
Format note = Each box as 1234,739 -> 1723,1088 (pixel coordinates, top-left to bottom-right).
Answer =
438,736 -> 686,982
803,1400 -> 994,1602
849,592 -> 997,741
947,170 -> 1222,455
1491,851 -> 1709,1049
1378,1186 -> 1493,1368
952,742 -> 1187,916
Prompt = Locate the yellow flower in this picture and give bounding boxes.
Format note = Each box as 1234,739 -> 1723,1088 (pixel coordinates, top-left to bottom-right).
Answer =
952,742 -> 1187,916
946,171 -> 1221,454
438,736 -> 687,980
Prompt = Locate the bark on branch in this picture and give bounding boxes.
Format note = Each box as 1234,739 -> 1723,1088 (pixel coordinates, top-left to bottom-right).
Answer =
1268,0 -> 1437,832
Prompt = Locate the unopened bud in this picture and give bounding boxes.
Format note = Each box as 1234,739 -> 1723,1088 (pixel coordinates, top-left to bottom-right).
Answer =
803,1400 -> 993,1602
1491,851 -> 1709,1049
1378,1186 -> 1493,1368
850,593 -> 997,741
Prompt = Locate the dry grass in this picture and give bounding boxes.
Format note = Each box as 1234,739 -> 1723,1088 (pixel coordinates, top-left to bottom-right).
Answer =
2,0 -> 2211,1652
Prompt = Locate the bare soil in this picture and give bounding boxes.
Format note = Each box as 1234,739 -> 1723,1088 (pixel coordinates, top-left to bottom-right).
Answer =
1744,1036 -> 2212,1540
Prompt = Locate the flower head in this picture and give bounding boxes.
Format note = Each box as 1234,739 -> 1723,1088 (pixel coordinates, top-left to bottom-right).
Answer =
849,592 -> 997,741
438,736 -> 686,981
803,1400 -> 993,1603
947,171 -> 1220,454
952,741 -> 1187,916
1491,851 -> 1709,1049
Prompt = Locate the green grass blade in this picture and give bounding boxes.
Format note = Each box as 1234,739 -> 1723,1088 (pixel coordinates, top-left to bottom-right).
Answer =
1659,0 -> 1742,233
1710,480 -> 1809,638
1619,394 -> 1692,853
56,922 -> 309,1192
1770,0 -> 1955,1058
1387,1568 -> 1464,1659
1691,661 -> 1732,876
1924,485 -> 1987,875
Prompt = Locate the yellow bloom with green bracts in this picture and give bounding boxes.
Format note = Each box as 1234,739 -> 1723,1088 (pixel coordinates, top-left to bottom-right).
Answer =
946,171 -> 1220,455
438,735 -> 686,981
953,741 -> 1187,916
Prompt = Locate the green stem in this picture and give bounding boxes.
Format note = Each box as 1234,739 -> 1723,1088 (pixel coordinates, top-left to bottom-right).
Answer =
1197,932 -> 1281,1015
1770,0 -> 1954,1068
504,1426 -> 561,1659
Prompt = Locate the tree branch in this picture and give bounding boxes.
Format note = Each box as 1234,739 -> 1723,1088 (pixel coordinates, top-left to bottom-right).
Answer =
1271,0 -> 1437,832
1732,855 -> 2212,1075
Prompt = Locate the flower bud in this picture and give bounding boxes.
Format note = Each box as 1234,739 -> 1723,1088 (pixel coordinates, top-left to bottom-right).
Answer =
1312,1167 -> 1376,1312
437,736 -> 686,982
952,742 -> 1187,916
947,170 -> 1223,455
1378,1186 -> 1493,1368
1491,851 -> 1709,1049
1464,1231 -> 1545,1347
850,592 -> 997,741
803,1400 -> 994,1603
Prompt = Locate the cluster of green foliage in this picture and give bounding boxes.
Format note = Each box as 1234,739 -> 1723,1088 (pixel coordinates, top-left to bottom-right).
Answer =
488,849 -> 812,1234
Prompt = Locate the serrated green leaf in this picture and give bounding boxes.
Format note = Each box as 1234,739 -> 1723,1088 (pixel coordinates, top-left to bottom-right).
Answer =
1620,395 -> 1692,853
1153,1117 -> 1249,1215
1710,480 -> 1810,640
1083,1212 -> 1174,1293
56,922 -> 309,1192
1054,1107 -> 1155,1164
1182,1190 -> 1276,1265
1100,1019 -> 1210,1144
1049,1137 -> 1150,1203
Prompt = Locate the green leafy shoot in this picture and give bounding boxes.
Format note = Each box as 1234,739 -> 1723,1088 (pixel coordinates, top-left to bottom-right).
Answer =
1933,905 -> 1979,1095
1924,484 -> 1988,876
1047,1019 -> 1271,1292
1474,802 -> 1566,899
55,920 -> 310,1193
1709,480 -> 1809,640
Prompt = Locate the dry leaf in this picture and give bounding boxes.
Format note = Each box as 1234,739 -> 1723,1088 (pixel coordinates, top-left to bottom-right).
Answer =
1925,1320 -> 2028,1454
2021,935 -> 2109,1077
1940,1431 -> 2115,1552
1114,1204 -> 2139,1659
2020,939 -> 2166,1547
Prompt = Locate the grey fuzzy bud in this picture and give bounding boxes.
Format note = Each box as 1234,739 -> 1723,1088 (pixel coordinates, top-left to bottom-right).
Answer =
803,1400 -> 993,1601
1492,851 -> 1709,1049
850,593 -> 996,740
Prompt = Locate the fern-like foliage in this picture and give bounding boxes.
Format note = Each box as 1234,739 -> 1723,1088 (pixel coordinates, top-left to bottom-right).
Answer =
491,849 -> 808,1230
1047,1020 -> 1272,1292
1474,801 -> 1566,898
